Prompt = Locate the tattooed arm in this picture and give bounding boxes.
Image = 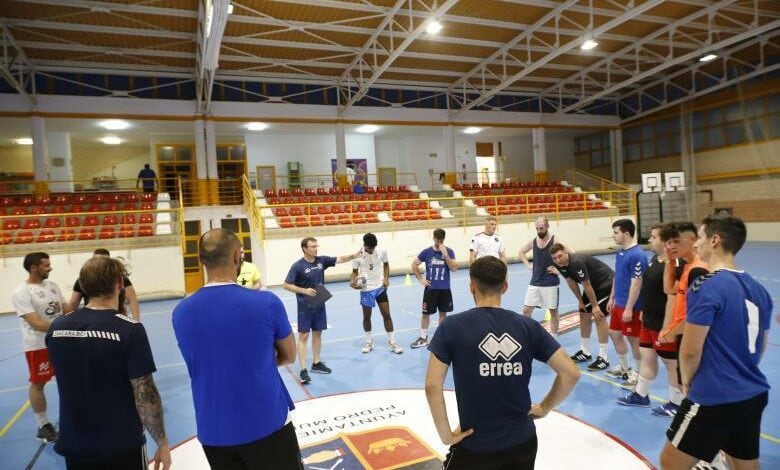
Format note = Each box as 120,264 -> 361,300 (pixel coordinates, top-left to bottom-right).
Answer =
131,375 -> 171,470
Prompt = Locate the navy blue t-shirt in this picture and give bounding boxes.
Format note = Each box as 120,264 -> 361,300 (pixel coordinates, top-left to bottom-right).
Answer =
417,246 -> 456,290
531,236 -> 560,287
45,308 -> 156,460
173,284 -> 295,446
285,256 -> 337,314
428,307 -> 560,453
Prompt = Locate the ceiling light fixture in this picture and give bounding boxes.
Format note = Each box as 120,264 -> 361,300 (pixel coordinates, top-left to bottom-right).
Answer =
100,119 -> 130,130
463,127 -> 482,134
246,122 -> 268,131
15,137 -> 33,145
356,125 -> 379,134
581,38 -> 599,50
101,136 -> 122,145
426,19 -> 443,35
227,3 -> 234,14
699,53 -> 717,62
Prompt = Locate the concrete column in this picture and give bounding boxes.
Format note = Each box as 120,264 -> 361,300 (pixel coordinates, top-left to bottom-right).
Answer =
204,120 -> 218,179
532,127 -> 547,181
443,125 -> 456,172
335,122 -> 347,173
194,119 -> 208,179
30,116 -> 48,183
46,132 -> 74,192
610,129 -> 624,183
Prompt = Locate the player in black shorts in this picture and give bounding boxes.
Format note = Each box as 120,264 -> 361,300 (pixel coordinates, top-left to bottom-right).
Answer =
549,244 -> 614,371
410,229 -> 457,348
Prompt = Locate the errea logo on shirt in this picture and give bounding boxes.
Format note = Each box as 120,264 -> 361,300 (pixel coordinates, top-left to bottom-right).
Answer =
478,333 -> 523,377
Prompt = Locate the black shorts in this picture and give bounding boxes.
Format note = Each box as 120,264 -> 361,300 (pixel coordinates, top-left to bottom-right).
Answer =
422,288 -> 453,314
666,392 -> 768,462
582,289 -> 610,316
202,422 -> 303,470
443,434 -> 537,470
65,446 -> 147,470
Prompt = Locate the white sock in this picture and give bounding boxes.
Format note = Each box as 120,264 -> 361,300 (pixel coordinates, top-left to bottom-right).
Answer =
388,332 -> 395,344
364,331 -> 372,342
420,329 -> 428,339
669,386 -> 684,405
580,338 -> 590,356
636,375 -> 652,397
35,412 -> 49,427
618,354 -> 630,370
599,343 -> 609,360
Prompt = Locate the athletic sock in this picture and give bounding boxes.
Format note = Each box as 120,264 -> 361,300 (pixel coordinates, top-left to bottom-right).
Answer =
388,332 -> 395,343
636,375 -> 652,397
35,412 -> 49,427
364,331 -> 372,342
580,338 -> 590,356
598,343 -> 609,360
669,386 -> 684,405
420,329 -> 428,339
618,354 -> 630,370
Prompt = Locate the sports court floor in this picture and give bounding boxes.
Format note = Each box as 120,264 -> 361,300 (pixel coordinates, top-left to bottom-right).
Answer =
1,243 -> 778,469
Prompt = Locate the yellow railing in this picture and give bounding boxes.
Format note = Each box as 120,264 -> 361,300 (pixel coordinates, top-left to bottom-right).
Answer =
565,169 -> 636,216
248,171 -> 419,190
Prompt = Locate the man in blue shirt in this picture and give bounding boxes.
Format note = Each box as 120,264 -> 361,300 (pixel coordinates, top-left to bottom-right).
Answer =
284,237 -> 360,384
606,218 -> 648,383
135,164 -> 157,193
662,216 -> 772,469
173,229 -> 301,469
410,228 -> 457,349
425,256 -> 580,469
46,256 -> 170,470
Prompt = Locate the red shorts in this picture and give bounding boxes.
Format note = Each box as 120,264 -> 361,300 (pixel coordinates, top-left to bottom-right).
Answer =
639,325 -> 677,353
610,306 -> 641,337
25,349 -> 54,384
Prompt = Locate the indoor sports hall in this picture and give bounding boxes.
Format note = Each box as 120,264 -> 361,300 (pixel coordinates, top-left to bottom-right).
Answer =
0,1 -> 778,469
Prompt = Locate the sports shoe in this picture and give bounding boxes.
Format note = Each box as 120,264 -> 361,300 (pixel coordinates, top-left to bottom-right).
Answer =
361,340 -> 374,353
389,342 -> 403,354
311,362 -> 332,374
620,369 -> 639,389
650,402 -> 679,417
37,423 -> 58,443
410,337 -> 429,349
299,369 -> 311,385
586,356 -> 609,371
606,365 -> 628,378
570,350 -> 592,363
617,391 -> 650,407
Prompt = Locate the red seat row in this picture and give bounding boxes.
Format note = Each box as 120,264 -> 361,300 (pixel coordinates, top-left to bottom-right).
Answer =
266,192 -> 417,205
1,202 -> 154,216
264,186 -> 410,198
0,192 -> 156,208
0,226 -> 155,244
272,201 -> 429,217
2,213 -> 154,230
452,181 -> 562,191
277,213 -> 381,228
484,202 -> 606,216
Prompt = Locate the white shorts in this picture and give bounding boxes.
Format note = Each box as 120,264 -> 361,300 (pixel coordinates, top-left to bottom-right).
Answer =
524,285 -> 559,310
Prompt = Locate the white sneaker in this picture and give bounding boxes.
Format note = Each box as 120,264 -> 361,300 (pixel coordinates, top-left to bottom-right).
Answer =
606,365 -> 626,378
389,342 -> 403,354
621,369 -> 639,389
361,340 -> 374,353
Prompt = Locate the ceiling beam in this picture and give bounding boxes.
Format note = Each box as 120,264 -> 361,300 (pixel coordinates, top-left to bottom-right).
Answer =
339,0 -> 460,112
0,23 -> 34,103
557,19 -> 780,115
453,0 -> 666,114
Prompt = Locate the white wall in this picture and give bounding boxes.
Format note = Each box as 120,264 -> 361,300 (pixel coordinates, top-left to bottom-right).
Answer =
245,133 -> 376,182
0,246 -> 186,314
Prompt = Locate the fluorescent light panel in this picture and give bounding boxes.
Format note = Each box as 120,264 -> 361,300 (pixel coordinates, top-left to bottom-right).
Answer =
100,119 -> 130,130
356,125 -> 379,134
581,39 -> 598,50
246,122 -> 268,131
699,54 -> 717,62
463,127 -> 482,134
15,138 -> 33,145
426,20 -> 443,35
101,136 -> 122,145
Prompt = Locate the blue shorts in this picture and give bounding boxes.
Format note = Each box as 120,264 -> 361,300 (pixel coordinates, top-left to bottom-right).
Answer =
298,307 -> 327,332
360,287 -> 388,308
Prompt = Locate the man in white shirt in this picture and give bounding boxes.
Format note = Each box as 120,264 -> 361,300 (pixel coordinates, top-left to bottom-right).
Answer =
11,252 -> 70,443
351,233 -> 403,355
468,216 -> 508,265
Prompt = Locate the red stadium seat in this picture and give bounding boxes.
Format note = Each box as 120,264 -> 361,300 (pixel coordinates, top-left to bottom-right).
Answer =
279,217 -> 293,228
79,228 -> 96,240
36,229 -> 56,243
294,216 -> 308,227
82,216 -> 99,227
138,225 -> 154,236
99,227 -> 117,239
44,217 -> 62,228
139,213 -> 154,224
22,219 -> 41,229
58,229 -> 77,241
309,215 -> 323,226
124,193 -> 139,203
118,226 -> 135,238
65,216 -> 81,227
102,215 -> 118,225
35,195 -> 51,206
3,219 -> 20,230
12,207 -> 28,215
15,231 -> 34,244
121,214 -> 136,225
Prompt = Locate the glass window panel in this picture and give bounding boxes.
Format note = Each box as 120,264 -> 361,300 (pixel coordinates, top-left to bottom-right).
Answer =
624,126 -> 641,142
767,94 -> 780,113
746,98 -> 764,117
692,111 -> 705,130
176,147 -> 192,161
657,138 -> 670,156
243,237 -> 251,251
576,138 -> 588,153
602,133 -> 609,148
158,147 -> 174,161
183,257 -> 200,269
706,108 -> 723,125
217,147 -> 229,161
769,114 -> 780,138
221,219 -> 239,232
707,127 -> 724,148
670,136 -> 681,155
243,251 -> 252,263
725,103 -> 743,121
626,144 -> 641,161
655,120 -> 668,135
591,134 -> 601,148
230,146 -> 246,161
240,219 -> 250,232
184,220 -> 200,235
725,122 -> 745,146
641,124 -> 654,140
642,140 -> 654,159
746,117 -> 765,141
185,240 -> 198,254
692,130 -> 706,151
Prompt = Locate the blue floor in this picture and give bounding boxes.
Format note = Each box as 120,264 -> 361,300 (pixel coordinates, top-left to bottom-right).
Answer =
1,243 -> 778,469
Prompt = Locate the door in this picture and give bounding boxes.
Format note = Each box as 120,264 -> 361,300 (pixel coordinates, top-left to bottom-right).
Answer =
158,162 -> 196,205
377,167 -> 397,187
217,161 -> 246,205
256,165 -> 276,191
475,157 -> 496,185
182,220 -> 204,293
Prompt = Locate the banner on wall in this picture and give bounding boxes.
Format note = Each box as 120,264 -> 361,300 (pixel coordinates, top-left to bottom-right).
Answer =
330,158 -> 368,186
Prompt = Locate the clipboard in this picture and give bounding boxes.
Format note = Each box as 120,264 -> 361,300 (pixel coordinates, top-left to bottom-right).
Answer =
305,285 -> 332,309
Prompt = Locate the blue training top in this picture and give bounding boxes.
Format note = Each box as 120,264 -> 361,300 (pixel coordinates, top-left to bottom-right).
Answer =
613,244 -> 648,309
417,246 -> 456,290
530,235 -> 559,287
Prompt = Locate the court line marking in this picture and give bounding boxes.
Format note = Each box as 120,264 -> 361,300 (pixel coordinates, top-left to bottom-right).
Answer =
0,400 -> 30,438
24,442 -> 46,470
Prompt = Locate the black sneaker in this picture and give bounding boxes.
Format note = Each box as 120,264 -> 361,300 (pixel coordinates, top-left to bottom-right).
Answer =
299,369 -> 311,385
587,356 -> 609,371
311,362 -> 332,374
570,350 -> 592,363
36,423 -> 58,443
